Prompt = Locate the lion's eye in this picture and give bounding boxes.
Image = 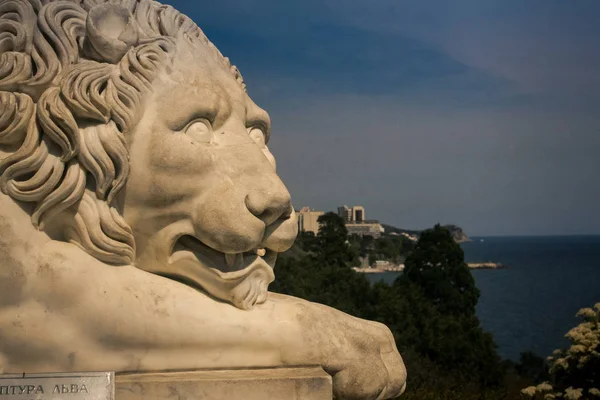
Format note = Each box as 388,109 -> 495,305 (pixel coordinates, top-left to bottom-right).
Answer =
185,120 -> 213,143
248,127 -> 266,148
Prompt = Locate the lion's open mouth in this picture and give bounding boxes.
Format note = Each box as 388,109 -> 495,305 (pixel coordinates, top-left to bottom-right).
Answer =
165,235 -> 277,309
170,235 -> 277,275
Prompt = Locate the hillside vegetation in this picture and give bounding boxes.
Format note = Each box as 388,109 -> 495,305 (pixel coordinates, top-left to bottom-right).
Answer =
382,223 -> 471,243
273,213 -> 543,399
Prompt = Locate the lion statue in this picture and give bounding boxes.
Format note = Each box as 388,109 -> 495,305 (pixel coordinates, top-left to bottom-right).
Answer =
0,0 -> 407,398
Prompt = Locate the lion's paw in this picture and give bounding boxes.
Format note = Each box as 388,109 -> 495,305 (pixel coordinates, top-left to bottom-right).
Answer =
330,320 -> 407,400
288,300 -> 407,400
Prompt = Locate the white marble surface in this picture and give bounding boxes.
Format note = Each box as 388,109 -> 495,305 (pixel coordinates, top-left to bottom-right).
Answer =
116,367 -> 331,400
0,1 -> 406,398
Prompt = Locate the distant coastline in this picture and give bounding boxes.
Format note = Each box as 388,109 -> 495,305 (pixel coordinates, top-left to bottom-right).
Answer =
467,262 -> 506,269
382,223 -> 471,243
353,262 -> 505,274
353,265 -> 405,274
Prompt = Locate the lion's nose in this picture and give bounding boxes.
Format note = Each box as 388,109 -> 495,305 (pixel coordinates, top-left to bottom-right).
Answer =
245,188 -> 293,227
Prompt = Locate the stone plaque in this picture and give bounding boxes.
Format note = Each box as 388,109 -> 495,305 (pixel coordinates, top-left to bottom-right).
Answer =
0,372 -> 114,400
115,367 -> 332,400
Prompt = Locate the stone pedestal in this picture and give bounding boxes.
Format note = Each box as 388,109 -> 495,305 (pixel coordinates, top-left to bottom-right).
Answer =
115,367 -> 332,400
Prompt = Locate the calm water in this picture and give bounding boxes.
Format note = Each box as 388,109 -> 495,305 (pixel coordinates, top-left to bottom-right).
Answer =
366,236 -> 600,361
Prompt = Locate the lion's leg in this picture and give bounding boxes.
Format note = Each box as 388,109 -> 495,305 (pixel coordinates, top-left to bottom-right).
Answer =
0,242 -> 405,399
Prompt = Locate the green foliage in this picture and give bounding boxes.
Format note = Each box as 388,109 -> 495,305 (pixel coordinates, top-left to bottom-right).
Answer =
374,235 -> 404,264
271,254 -> 373,318
348,232 -> 414,266
390,225 -> 502,385
522,303 -> 600,399
352,234 -> 375,258
381,224 -> 420,236
398,350 -> 512,400
272,213 -> 371,316
296,231 -> 319,253
293,220 -> 414,268
315,212 -> 358,267
400,224 -> 479,317
515,352 -> 548,383
273,223 -> 521,398
382,223 -> 470,244
368,252 -> 377,266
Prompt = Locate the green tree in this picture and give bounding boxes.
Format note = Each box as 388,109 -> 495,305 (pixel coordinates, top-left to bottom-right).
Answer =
374,235 -> 403,264
522,303 -> 600,399
368,253 -> 377,267
515,351 -> 547,383
316,212 -> 357,266
297,231 -> 318,253
274,222 -> 510,396
271,212 -> 369,316
400,224 -> 479,317
360,235 -> 375,258
394,224 -> 502,385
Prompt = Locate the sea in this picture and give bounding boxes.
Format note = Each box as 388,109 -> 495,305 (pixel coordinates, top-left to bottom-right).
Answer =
365,236 -> 600,361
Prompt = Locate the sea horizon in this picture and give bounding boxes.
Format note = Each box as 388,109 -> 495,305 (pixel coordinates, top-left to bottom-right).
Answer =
368,235 -> 600,361
468,233 -> 600,239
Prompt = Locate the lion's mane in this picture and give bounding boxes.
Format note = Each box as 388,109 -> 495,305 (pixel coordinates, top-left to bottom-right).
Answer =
0,0 -> 245,264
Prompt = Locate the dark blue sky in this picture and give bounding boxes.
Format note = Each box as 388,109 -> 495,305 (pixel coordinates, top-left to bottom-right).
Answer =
164,0 -> 600,236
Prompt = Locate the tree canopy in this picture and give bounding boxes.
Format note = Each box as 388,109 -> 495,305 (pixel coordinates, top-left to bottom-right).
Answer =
522,303 -> 600,399
400,224 -> 479,317
273,223 -> 511,398
315,212 -> 358,266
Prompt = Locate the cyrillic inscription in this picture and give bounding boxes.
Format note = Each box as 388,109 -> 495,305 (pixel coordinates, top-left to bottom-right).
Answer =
0,386 -> 43,395
51,384 -> 88,394
0,372 -> 113,399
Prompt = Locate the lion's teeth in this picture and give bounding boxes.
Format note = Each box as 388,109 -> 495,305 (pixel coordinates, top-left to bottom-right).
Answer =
225,253 -> 237,267
234,254 -> 243,268
256,248 -> 266,257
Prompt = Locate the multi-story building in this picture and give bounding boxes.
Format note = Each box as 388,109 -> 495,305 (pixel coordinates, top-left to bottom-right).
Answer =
337,205 -> 382,238
345,220 -> 384,238
296,207 -> 324,235
337,205 -> 353,223
337,205 -> 366,223
353,206 -> 365,222
298,205 -> 383,238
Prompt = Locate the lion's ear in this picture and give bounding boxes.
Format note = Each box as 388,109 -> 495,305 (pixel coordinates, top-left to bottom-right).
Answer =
85,3 -> 139,63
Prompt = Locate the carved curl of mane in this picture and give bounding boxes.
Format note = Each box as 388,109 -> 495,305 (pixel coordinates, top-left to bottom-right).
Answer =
0,0 -> 246,264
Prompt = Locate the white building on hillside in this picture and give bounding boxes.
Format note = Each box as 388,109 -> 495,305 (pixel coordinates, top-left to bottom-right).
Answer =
338,205 -> 383,238
297,207 -> 324,235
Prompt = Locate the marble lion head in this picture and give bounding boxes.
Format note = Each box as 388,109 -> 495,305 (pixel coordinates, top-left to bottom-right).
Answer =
0,0 -> 298,309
